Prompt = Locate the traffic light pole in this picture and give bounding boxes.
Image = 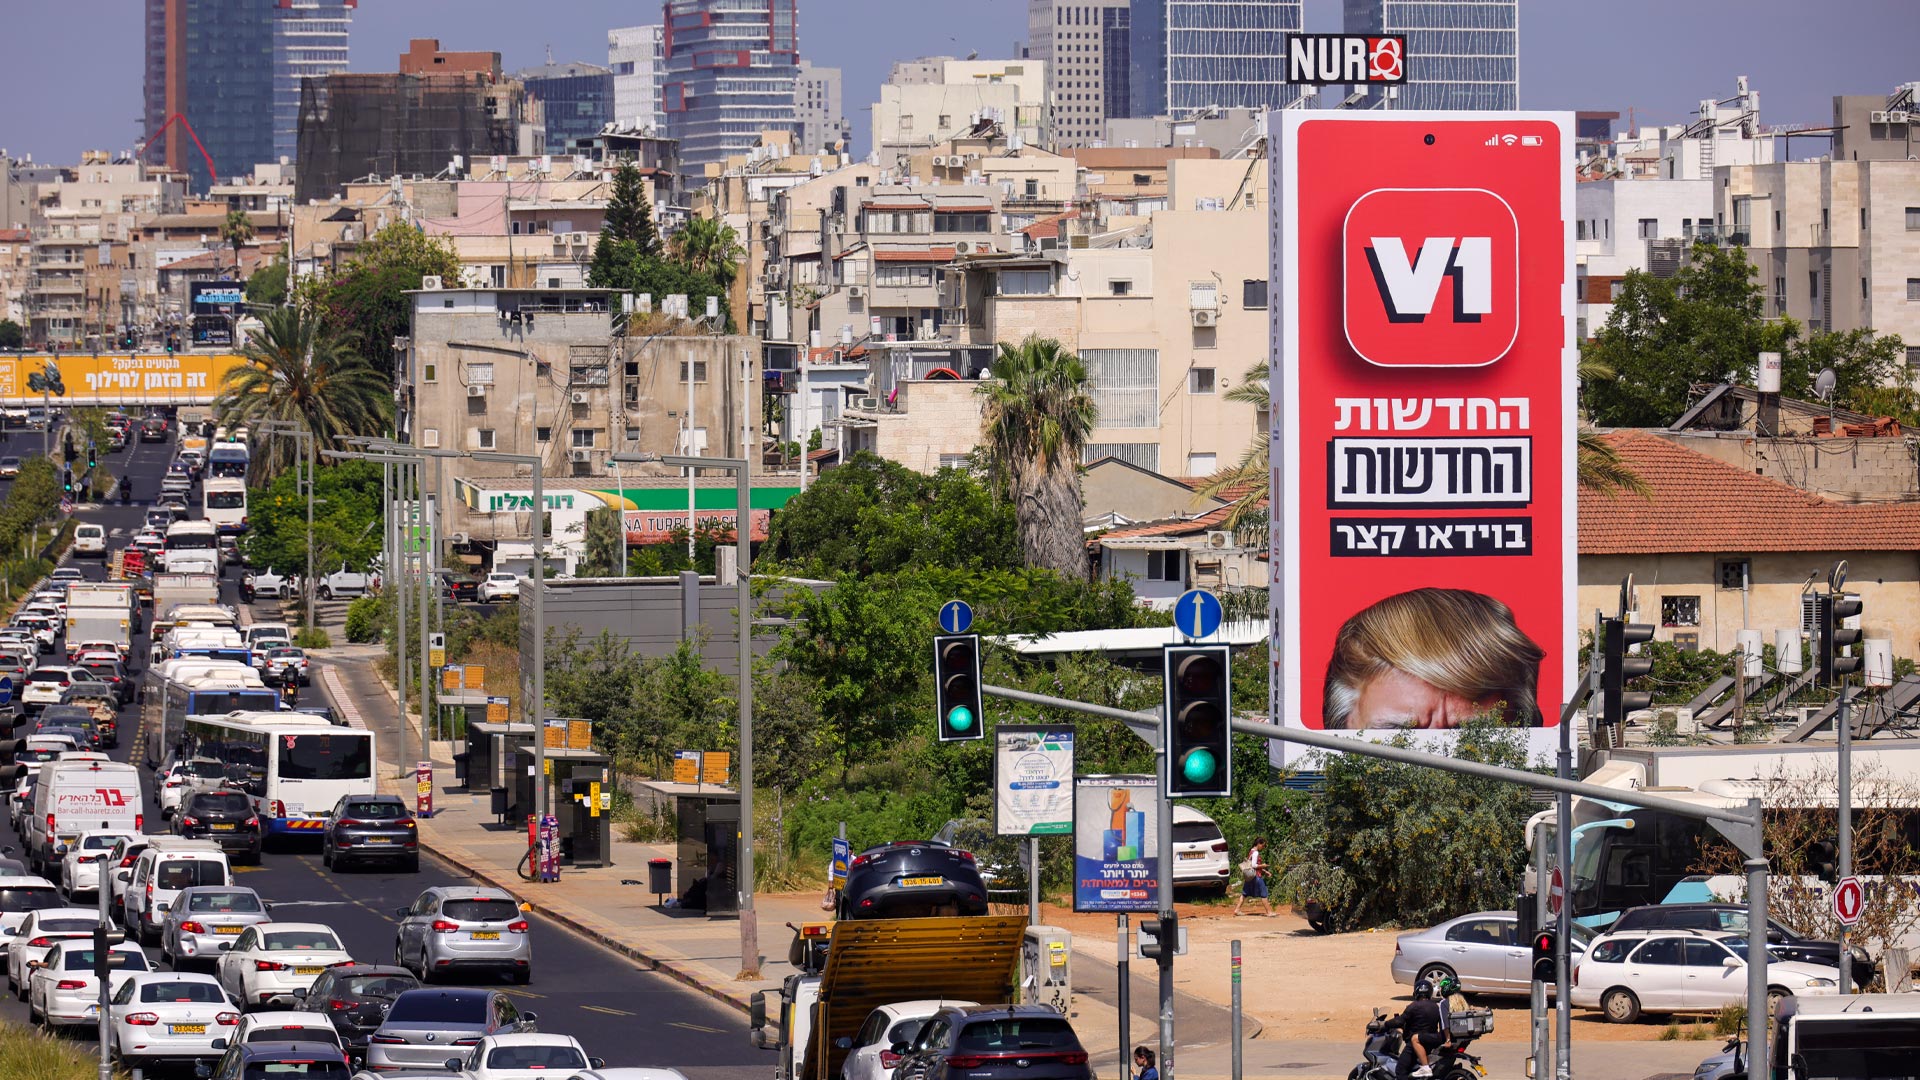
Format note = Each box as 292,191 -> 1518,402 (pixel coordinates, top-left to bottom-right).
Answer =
1156,762 -> 1176,1080
1554,715 -> 1573,1080
1838,690 -> 1852,991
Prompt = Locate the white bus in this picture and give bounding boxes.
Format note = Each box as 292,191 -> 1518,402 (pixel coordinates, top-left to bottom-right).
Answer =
146,659 -> 279,767
202,477 -> 248,535
177,712 -> 375,836
164,520 -> 222,575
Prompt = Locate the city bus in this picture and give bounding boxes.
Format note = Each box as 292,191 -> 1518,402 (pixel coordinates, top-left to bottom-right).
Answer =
145,658 -> 279,766
177,711 -> 375,834
163,520 -> 221,575
202,477 -> 248,534
206,442 -> 249,480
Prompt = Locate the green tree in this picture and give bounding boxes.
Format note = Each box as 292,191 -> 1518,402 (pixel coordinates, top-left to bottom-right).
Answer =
578,505 -> 627,577
586,240 -> 730,327
318,222 -> 461,377
1783,326 -> 1906,411
1575,357 -> 1650,499
220,208 -> 256,273
761,452 -> 1020,577
246,259 -> 289,307
1191,360 -> 1271,545
213,305 -> 392,479
241,459 -> 385,577
774,574 -> 931,777
0,319 -> 24,349
668,216 -> 744,286
599,161 -> 661,257
976,336 -> 1098,579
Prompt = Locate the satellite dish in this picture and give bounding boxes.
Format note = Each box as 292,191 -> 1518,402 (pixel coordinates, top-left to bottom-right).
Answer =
1814,367 -> 1837,401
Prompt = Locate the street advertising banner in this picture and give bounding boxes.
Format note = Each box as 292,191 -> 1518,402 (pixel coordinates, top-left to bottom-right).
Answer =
994,725 -> 1075,837
1072,775 -> 1160,913
1268,111 -> 1575,766
0,352 -> 249,405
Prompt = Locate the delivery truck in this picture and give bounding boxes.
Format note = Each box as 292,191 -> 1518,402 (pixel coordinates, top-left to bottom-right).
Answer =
64,583 -> 135,657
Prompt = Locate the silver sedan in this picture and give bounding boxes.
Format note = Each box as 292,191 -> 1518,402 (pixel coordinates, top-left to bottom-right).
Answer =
160,886 -> 273,968
1390,911 -> 1592,997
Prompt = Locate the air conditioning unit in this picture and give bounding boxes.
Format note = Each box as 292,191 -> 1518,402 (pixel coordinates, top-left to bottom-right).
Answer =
931,156 -> 947,167
965,153 -> 981,164
846,285 -> 864,299
449,532 -> 469,545
1870,111 -> 1891,123
569,449 -> 592,463
1891,111 -> 1913,124
1191,309 -> 1219,327
552,233 -> 569,249
421,275 -> 444,290
954,241 -> 973,254
1206,531 -> 1235,549
569,391 -> 590,404
572,232 -> 592,245
467,384 -> 488,398
854,394 -> 879,411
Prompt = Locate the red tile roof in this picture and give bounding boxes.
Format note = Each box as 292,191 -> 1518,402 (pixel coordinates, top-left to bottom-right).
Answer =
1096,503 -> 1247,543
1579,431 -> 1920,554
874,247 -> 957,262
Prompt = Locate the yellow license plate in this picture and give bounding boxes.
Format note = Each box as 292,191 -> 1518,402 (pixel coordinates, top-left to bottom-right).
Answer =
294,966 -> 323,975
211,823 -> 236,831
364,837 -> 391,844
171,1024 -> 206,1035
214,926 -> 243,935
1474,1067 -> 1487,1077
900,876 -> 943,888
1178,851 -> 1205,860
471,931 -> 500,940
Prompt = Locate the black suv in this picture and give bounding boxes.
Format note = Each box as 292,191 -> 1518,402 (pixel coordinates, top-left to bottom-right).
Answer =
893,1005 -> 1091,1080
321,794 -> 420,873
1609,903 -> 1872,989
205,1040 -> 352,1080
437,572 -> 480,603
298,963 -> 420,1061
175,789 -> 263,864
837,841 -> 989,920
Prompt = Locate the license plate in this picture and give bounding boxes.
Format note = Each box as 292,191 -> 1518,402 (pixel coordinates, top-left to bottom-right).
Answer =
294,966 -> 323,975
171,1023 -> 206,1035
211,823 -> 235,831
471,931 -> 501,941
364,836 -> 391,844
900,876 -> 944,888
1474,1067 -> 1487,1077
1178,851 -> 1206,860
213,925 -> 243,934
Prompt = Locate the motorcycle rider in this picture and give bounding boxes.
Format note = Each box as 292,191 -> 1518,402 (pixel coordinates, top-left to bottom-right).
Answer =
1435,974 -> 1468,1034
1399,979 -> 1445,1078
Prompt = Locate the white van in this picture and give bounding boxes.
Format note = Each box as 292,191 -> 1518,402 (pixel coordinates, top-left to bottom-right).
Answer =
28,759 -> 142,876
72,524 -> 107,557
202,477 -> 248,535
123,837 -> 230,946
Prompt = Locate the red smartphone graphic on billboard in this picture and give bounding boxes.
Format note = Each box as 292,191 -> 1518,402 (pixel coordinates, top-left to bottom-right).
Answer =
1269,113 -> 1573,764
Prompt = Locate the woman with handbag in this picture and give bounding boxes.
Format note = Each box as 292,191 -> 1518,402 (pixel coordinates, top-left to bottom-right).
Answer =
1233,837 -> 1274,916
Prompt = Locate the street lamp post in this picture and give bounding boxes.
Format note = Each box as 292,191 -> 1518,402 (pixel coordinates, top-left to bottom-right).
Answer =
474,451 -> 547,826
343,437 -> 405,751
612,450 -> 756,977
255,421 -> 315,632
374,442 -> 462,755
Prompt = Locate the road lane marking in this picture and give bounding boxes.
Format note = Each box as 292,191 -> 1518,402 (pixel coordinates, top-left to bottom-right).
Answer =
498,988 -> 545,999
670,1021 -> 724,1033
581,1005 -> 634,1017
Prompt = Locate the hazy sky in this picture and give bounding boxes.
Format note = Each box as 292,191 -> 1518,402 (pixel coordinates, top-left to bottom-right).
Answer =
1,0 -> 1913,164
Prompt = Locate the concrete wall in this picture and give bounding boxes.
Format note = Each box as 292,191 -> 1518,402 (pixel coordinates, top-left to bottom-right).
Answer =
1665,433 -> 1920,503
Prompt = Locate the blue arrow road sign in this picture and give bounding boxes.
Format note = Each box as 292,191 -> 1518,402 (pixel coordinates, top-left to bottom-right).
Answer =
939,599 -> 974,634
1173,589 -> 1223,641
0,675 -> 11,706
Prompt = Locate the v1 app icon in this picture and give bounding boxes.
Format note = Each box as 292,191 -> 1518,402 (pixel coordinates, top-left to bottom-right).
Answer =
1343,187 -> 1519,368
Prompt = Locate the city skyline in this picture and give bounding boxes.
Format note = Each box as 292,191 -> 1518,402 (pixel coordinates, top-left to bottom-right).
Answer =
1,0 -> 1916,166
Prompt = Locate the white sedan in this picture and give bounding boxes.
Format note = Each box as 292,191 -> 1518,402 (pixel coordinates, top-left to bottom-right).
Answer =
6,906 -> 99,998
231,1008 -> 345,1050
61,829 -> 137,899
107,970 -> 238,1067
444,1033 -> 603,1079
31,939 -> 151,1028
215,923 -> 354,1009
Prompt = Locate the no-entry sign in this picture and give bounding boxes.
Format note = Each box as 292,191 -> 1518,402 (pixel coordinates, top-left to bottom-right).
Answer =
1834,876 -> 1864,926
1548,867 -> 1564,916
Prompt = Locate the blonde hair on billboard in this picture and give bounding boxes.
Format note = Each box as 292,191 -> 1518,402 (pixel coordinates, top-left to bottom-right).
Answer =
1322,588 -> 1545,729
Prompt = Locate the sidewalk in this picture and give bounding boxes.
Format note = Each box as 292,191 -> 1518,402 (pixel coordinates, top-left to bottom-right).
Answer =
313,652 -> 1713,1080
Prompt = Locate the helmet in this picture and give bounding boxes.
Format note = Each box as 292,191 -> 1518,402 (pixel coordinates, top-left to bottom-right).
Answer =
1413,978 -> 1433,999
1436,975 -> 1460,998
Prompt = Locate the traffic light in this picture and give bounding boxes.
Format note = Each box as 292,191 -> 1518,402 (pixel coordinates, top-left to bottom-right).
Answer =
1808,840 -> 1839,884
933,633 -> 983,742
1531,930 -> 1557,984
87,445 -> 96,469
1163,645 -> 1232,797
1139,914 -> 1178,960
1600,616 -> 1654,726
1817,592 -> 1864,687
62,466 -> 73,495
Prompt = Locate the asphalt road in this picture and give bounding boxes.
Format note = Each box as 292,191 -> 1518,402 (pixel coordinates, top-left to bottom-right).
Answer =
2,416 -> 760,1078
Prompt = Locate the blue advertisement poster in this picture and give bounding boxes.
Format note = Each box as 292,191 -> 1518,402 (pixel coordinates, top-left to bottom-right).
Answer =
1072,774 -> 1159,913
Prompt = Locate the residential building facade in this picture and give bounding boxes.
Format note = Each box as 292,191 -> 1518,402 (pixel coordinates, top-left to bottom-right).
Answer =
1342,0 -> 1518,110
663,0 -> 801,177
873,58 -> 1050,160
608,25 -> 666,131
23,157 -> 182,348
517,59 -> 616,153
1129,0 -> 1301,119
1026,0 -> 1133,148
794,60 -> 849,154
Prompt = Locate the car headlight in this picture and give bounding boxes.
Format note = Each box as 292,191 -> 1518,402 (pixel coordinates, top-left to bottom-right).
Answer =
1805,978 -> 1835,987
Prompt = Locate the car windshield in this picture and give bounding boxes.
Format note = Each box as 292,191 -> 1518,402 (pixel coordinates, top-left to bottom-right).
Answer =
441,899 -> 519,923
69,949 -> 148,971
0,887 -> 61,912
206,492 -> 245,509
1171,822 -> 1222,844
156,861 -> 227,889
81,835 -> 124,851
263,931 -> 340,952
188,891 -> 263,913
385,993 -> 486,1023
486,1045 -> 587,1069
277,735 -> 371,782
341,801 -> 407,821
39,918 -> 98,933
955,1017 -> 1080,1051
192,793 -> 254,814
246,1026 -> 336,1044
241,1063 -> 350,1080
337,974 -> 416,998
140,980 -> 223,1002
185,760 -> 227,779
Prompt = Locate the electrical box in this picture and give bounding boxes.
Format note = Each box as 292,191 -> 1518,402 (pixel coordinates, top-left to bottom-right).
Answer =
1021,925 -> 1072,1014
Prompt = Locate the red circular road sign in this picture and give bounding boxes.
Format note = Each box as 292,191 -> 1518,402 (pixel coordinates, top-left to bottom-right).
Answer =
1548,867 -> 1565,916
1834,876 -> 1865,926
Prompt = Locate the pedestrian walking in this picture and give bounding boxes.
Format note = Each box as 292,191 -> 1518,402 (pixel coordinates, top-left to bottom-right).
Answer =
1233,836 -> 1274,916
1133,1046 -> 1159,1080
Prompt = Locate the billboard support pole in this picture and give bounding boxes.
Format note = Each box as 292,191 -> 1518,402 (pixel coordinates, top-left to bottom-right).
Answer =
1156,764 -> 1175,1080
1554,712 -> 1573,1080
1029,836 -> 1041,927
1117,914 -> 1130,1078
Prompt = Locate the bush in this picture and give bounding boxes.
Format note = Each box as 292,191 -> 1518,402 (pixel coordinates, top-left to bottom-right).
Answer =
0,1021 -> 116,1078
344,596 -> 384,643
293,627 -> 331,649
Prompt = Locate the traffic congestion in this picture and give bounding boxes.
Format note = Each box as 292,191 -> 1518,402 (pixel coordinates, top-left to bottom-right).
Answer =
0,407 -> 751,1079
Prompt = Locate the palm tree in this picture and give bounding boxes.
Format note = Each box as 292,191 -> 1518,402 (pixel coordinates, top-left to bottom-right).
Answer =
1577,357 -> 1651,499
1192,360 -> 1270,545
212,306 -> 391,480
670,216 -> 743,286
220,208 -> 256,275
976,336 -> 1098,579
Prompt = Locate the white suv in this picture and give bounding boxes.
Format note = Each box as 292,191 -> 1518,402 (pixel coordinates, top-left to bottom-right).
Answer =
1570,929 -> 1841,1023
1170,805 -> 1232,895
478,572 -> 523,603
73,524 -> 107,557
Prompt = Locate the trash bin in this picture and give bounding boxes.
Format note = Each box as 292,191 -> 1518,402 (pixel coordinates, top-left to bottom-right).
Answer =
490,787 -> 509,822
648,858 -> 672,896
452,752 -> 470,787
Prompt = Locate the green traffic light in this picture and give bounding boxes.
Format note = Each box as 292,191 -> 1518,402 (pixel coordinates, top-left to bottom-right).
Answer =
1180,747 -> 1217,784
947,705 -> 975,732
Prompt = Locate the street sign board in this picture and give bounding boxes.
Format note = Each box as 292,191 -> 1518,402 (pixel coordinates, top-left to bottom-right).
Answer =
1547,867 -> 1564,916
1173,588 -> 1223,641
830,837 -> 851,887
672,750 -> 702,785
1834,875 -> 1864,926
0,674 -> 11,706
939,599 -> 974,634
485,696 -> 509,723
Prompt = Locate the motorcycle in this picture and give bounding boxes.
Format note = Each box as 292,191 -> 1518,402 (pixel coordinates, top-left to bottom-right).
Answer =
1348,1007 -> 1491,1080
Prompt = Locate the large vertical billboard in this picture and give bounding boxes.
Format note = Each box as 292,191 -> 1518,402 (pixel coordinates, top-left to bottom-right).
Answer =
1268,112 -> 1574,765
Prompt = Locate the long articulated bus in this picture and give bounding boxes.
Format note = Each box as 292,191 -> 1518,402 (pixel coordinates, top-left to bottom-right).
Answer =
143,658 -> 279,767
175,711 -> 376,835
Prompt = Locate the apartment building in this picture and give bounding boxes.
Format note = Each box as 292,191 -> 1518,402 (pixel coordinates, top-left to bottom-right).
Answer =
0,229 -> 30,325
662,0 -> 801,177
1128,0 -> 1301,119
795,61 -> 850,155
608,25 -> 667,132
24,157 -> 182,348
1343,0 -> 1518,110
872,58 -> 1050,160
1026,0 -> 1133,149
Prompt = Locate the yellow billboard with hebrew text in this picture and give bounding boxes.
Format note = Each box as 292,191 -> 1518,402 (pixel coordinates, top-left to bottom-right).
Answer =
0,353 -> 250,406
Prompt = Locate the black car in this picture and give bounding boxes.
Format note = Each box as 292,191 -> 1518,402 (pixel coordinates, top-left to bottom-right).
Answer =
1609,903 -> 1873,989
837,841 -> 990,920
73,657 -> 135,706
139,418 -> 168,442
297,964 -> 420,1059
175,789 -> 263,864
205,1039 -> 353,1080
32,708 -> 101,749
892,1005 -> 1091,1080
437,572 -> 480,602
291,705 -> 340,726
321,794 -> 420,872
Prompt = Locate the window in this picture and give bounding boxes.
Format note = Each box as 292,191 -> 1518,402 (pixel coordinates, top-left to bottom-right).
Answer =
1109,280 -> 1132,296
874,265 -> 933,287
1908,347 -> 1920,370
422,363 -> 437,383
1908,278 -> 1920,302
1609,280 -> 1624,301
1774,209 -> 1783,232
536,426 -> 552,442
1630,938 -> 1686,966
1445,919 -> 1514,946
1576,220 -> 1587,241
1637,218 -> 1658,239
932,212 -> 991,233
476,429 -> 496,450
1081,349 -> 1158,428
1716,559 -> 1749,590
1822,208 -> 1830,232
1186,452 -> 1216,473
466,362 -> 494,384
680,361 -> 709,382
1811,271 -> 1820,301
1146,549 -> 1183,583
1907,207 -> 1920,230
1660,595 -> 1701,627
1861,207 -> 1868,231
1189,367 -> 1215,394
997,269 -> 1051,295
1863,277 -> 1870,300
1189,282 -> 1217,310
1242,279 -> 1268,309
